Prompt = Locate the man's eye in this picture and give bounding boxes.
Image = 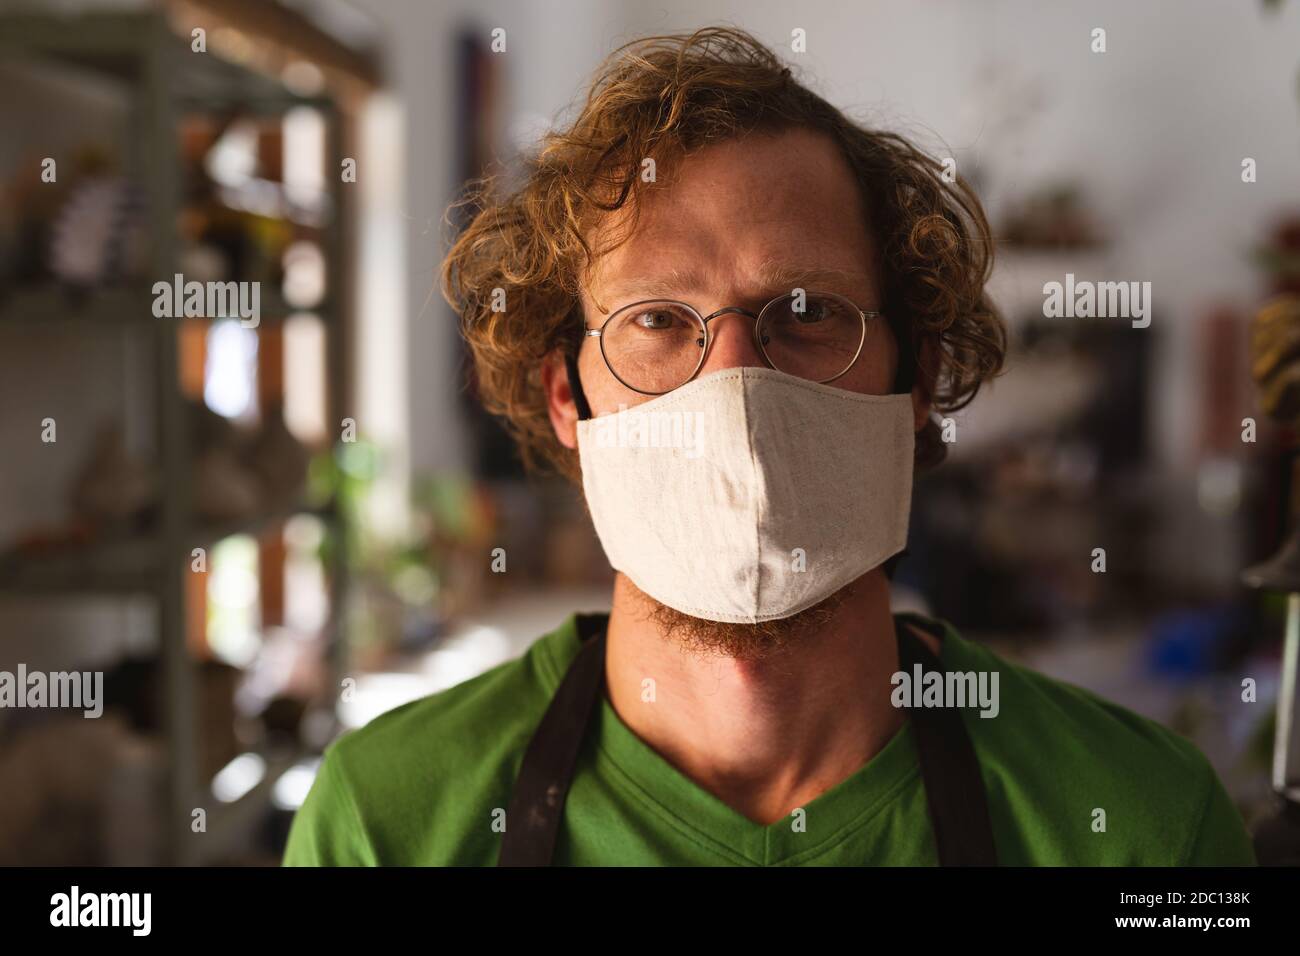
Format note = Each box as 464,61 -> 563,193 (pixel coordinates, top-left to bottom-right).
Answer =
635,310 -> 677,330
796,303 -> 830,323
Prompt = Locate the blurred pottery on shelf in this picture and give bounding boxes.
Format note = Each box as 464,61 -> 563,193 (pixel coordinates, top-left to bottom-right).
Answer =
71,422 -> 157,529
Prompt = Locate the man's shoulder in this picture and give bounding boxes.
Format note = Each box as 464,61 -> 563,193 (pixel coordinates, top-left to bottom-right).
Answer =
933,616 -> 1204,766
919,613 -> 1255,864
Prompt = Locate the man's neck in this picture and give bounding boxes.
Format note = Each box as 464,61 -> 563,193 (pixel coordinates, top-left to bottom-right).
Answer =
603,570 -> 909,826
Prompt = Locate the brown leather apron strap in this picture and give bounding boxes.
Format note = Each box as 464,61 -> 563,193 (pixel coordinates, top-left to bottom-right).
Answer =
497,613 -> 608,866
896,622 -> 999,866
498,613 -> 998,866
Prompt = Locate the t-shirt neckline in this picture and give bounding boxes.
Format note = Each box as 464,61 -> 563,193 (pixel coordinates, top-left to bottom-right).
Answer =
542,610 -> 958,865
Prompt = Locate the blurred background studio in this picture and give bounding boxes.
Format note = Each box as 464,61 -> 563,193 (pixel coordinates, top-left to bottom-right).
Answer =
1,0 -> 1299,865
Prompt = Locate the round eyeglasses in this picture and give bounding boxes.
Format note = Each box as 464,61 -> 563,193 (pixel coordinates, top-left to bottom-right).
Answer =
584,290 -> 882,395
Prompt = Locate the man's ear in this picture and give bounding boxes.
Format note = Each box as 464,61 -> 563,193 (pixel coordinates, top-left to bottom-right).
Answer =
910,338 -> 937,433
541,348 -> 579,451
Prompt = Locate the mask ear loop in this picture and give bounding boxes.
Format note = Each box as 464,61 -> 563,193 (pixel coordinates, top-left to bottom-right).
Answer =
564,348 -> 592,422
563,302 -> 593,422
883,311 -> 916,580
889,311 -> 917,395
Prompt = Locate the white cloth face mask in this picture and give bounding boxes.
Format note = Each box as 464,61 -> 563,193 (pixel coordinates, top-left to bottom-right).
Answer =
575,365 -> 915,624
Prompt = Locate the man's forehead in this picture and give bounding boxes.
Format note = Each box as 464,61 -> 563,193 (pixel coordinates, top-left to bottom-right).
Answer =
583,208 -> 878,311
581,129 -> 876,311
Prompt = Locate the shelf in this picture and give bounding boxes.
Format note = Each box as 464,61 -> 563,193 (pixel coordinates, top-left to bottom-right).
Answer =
0,6 -> 354,866
0,11 -> 313,110
0,498 -> 338,597
0,538 -> 155,596
0,284 -> 311,328
0,285 -> 157,327
194,497 -> 337,552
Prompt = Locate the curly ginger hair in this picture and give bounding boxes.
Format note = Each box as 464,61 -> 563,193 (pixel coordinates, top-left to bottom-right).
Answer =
441,27 -> 1005,482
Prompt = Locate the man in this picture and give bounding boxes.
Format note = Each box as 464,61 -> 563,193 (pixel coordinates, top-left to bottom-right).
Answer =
284,28 -> 1255,866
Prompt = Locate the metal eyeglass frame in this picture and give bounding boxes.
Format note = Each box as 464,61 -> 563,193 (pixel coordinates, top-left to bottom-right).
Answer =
583,291 -> 883,396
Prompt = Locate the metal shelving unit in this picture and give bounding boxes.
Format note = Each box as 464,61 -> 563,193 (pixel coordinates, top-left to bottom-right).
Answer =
0,9 -> 354,865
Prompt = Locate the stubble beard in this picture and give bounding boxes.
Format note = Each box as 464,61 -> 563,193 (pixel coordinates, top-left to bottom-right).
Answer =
624,574 -> 858,664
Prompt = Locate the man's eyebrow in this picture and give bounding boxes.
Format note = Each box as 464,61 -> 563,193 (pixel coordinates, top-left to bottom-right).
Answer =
756,262 -> 865,292
600,268 -> 702,304
596,263 -> 867,312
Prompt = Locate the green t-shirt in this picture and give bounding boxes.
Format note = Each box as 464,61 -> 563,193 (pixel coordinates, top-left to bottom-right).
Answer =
283,611 -> 1256,866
